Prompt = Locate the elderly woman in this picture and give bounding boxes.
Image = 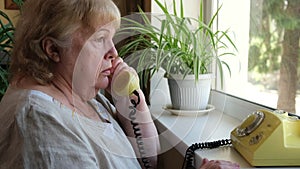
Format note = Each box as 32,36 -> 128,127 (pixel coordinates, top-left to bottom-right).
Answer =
0,0 -> 239,169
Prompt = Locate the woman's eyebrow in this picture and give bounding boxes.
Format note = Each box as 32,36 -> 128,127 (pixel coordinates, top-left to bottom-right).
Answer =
92,29 -> 111,38
96,28 -> 110,33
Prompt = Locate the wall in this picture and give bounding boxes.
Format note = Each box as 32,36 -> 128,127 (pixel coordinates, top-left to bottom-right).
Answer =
151,0 -> 200,19
0,1 -> 20,25
151,0 -> 213,30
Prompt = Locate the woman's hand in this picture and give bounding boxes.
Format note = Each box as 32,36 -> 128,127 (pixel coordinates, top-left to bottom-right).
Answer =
106,57 -> 124,94
200,158 -> 240,169
108,57 -> 148,114
108,58 -> 159,168
109,58 -> 140,96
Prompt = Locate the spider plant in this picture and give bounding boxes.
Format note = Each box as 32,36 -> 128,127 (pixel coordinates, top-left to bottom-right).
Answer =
0,10 -> 15,99
0,0 -> 23,99
117,0 -> 237,86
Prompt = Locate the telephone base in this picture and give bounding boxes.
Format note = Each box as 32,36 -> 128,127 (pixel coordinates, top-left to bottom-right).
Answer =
231,109 -> 300,167
251,159 -> 300,167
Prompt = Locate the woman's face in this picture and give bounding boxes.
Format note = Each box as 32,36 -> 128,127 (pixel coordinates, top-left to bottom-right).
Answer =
65,22 -> 118,100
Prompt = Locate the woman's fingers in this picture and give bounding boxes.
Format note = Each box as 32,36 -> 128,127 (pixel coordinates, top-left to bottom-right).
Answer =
111,57 -> 123,74
113,62 -> 137,77
109,58 -> 139,98
200,159 -> 240,169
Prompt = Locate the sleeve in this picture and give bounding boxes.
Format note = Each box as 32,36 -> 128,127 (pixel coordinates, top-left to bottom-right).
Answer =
16,105 -> 99,169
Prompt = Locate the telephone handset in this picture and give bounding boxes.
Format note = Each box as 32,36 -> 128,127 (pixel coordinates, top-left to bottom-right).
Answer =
183,109 -> 300,169
112,70 -> 152,169
112,70 -> 140,96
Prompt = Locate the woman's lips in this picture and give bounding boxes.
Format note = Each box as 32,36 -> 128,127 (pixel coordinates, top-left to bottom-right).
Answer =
101,68 -> 111,76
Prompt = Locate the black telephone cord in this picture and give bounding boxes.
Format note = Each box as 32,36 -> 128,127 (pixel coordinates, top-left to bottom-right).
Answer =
182,139 -> 232,169
129,90 -> 152,169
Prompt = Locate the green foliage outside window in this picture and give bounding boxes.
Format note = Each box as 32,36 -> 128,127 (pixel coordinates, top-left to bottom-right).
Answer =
247,0 -> 300,112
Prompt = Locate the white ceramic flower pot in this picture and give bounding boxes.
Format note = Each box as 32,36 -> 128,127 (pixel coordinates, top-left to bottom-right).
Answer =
167,73 -> 214,110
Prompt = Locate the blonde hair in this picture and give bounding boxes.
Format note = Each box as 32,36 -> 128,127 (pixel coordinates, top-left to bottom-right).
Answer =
10,0 -> 120,84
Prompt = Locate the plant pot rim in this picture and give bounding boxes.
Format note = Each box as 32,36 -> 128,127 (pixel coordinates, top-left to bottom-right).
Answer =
164,73 -> 215,80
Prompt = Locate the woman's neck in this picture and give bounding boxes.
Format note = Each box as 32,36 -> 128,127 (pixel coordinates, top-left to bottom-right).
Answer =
11,75 -> 101,121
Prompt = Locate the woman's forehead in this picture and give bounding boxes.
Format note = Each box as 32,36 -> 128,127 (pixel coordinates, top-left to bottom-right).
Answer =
92,16 -> 120,30
91,21 -> 117,37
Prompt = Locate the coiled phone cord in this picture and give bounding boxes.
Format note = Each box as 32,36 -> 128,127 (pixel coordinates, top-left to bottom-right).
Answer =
129,90 -> 152,169
182,139 -> 232,169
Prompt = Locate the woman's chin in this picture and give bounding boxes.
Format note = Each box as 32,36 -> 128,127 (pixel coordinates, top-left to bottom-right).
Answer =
95,78 -> 109,90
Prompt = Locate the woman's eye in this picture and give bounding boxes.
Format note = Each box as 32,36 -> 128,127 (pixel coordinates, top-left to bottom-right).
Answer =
96,37 -> 104,43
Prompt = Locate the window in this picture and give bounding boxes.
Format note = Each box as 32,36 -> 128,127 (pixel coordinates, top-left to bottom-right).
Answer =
214,0 -> 300,115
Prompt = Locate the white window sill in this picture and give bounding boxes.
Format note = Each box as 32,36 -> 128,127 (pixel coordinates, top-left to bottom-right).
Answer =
150,96 -> 252,168
149,72 -> 286,168
150,89 -> 298,168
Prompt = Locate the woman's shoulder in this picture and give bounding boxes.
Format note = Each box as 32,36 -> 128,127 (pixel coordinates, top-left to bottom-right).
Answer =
2,87 -> 56,107
0,87 -> 42,114
0,87 -> 71,122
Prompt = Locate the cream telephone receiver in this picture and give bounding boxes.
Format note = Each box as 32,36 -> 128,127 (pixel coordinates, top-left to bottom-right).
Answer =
112,70 -> 152,169
183,110 -> 300,169
112,70 -> 140,96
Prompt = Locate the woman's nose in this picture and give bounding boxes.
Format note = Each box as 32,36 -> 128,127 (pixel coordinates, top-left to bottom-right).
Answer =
104,45 -> 118,61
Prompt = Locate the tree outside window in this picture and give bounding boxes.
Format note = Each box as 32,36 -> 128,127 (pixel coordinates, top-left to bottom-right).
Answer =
217,0 -> 300,114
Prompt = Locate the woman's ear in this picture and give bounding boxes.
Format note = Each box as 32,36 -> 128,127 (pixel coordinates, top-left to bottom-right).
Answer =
42,37 -> 60,62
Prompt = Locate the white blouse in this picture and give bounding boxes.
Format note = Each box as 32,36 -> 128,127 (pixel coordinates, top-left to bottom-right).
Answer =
0,87 -> 141,169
